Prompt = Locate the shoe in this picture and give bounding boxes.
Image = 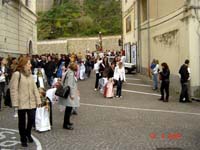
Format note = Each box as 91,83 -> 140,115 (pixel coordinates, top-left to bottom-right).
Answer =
13,113 -> 18,118
179,100 -> 185,103
94,88 -> 97,91
21,142 -> 28,147
120,96 -> 122,98
185,100 -> 192,103
72,111 -> 78,115
27,136 -> 34,143
63,125 -> 74,130
158,98 -> 164,101
68,122 -> 73,126
116,96 -> 119,98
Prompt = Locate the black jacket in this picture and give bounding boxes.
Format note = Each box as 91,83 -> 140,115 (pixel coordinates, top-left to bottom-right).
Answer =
179,64 -> 189,83
160,69 -> 170,82
44,61 -> 56,77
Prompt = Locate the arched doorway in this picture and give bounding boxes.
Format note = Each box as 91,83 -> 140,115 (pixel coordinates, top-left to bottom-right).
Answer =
28,40 -> 33,54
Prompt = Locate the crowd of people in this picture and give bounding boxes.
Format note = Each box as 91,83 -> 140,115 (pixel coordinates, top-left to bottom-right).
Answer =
0,51 -> 192,148
0,50 -> 126,147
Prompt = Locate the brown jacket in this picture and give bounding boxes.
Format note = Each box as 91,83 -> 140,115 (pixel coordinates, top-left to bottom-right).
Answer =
10,71 -> 41,110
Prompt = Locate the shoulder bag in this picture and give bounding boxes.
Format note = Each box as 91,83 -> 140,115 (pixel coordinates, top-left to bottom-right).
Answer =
55,72 -> 70,98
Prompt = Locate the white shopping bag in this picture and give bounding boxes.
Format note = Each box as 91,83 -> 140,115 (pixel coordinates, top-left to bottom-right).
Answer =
35,107 -> 51,132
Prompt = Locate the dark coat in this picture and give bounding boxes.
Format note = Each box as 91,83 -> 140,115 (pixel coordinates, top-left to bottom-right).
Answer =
160,69 -> 170,82
44,61 -> 56,77
179,64 -> 189,83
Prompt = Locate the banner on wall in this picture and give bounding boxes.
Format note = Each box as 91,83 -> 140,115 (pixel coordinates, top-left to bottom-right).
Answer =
131,44 -> 137,65
124,43 -> 131,63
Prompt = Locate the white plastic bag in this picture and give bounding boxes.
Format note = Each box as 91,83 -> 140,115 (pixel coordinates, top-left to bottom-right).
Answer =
35,107 -> 51,132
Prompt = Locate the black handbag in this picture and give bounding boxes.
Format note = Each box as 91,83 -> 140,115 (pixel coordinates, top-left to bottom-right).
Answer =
55,72 -> 70,98
55,85 -> 70,98
4,72 -> 21,107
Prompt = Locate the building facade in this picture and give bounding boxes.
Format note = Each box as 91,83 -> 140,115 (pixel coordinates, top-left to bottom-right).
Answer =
122,0 -> 200,98
0,0 -> 37,57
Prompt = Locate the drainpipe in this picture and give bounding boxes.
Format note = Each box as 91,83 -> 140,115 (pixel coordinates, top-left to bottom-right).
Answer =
121,1 -> 123,51
137,0 -> 141,73
147,0 -> 151,77
18,0 -> 21,54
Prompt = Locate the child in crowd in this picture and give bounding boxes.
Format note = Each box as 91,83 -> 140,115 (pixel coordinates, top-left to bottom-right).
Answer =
38,87 -> 53,126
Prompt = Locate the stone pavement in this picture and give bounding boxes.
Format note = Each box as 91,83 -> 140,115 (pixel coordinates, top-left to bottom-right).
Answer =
0,73 -> 200,150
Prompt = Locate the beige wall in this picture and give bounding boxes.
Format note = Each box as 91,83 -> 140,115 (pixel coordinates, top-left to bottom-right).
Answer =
139,0 -> 185,21
0,0 -> 37,56
156,0 -> 184,18
188,12 -> 200,97
37,36 -> 121,55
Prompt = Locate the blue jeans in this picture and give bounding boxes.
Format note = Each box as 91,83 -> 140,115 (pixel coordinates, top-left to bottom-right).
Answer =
153,74 -> 158,89
47,76 -> 53,87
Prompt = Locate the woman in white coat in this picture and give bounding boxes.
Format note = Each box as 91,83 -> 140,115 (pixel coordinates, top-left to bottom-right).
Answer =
58,63 -> 79,130
113,62 -> 126,98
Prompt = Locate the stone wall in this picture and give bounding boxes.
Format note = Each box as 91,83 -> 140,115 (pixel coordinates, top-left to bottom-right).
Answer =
37,35 -> 121,55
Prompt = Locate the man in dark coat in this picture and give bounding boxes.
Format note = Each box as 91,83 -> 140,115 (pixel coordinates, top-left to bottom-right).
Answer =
44,56 -> 56,87
179,59 -> 192,103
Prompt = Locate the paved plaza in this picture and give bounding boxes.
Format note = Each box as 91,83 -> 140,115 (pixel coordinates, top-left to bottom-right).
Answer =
0,73 -> 200,150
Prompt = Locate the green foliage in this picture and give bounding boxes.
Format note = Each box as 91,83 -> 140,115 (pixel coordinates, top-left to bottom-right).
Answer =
37,0 -> 121,40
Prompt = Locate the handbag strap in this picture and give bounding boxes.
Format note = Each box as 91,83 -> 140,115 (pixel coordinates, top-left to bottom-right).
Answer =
62,71 -> 68,85
17,72 -> 21,89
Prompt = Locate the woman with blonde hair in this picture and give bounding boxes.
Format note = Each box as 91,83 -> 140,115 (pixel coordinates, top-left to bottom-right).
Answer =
10,56 -> 41,147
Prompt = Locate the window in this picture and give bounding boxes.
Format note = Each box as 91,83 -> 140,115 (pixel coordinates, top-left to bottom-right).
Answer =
126,15 -> 131,33
25,0 -> 29,7
141,0 -> 147,22
28,40 -> 33,54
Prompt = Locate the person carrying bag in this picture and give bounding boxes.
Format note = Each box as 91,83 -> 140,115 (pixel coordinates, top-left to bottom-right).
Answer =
55,72 -> 70,98
58,63 -> 79,130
